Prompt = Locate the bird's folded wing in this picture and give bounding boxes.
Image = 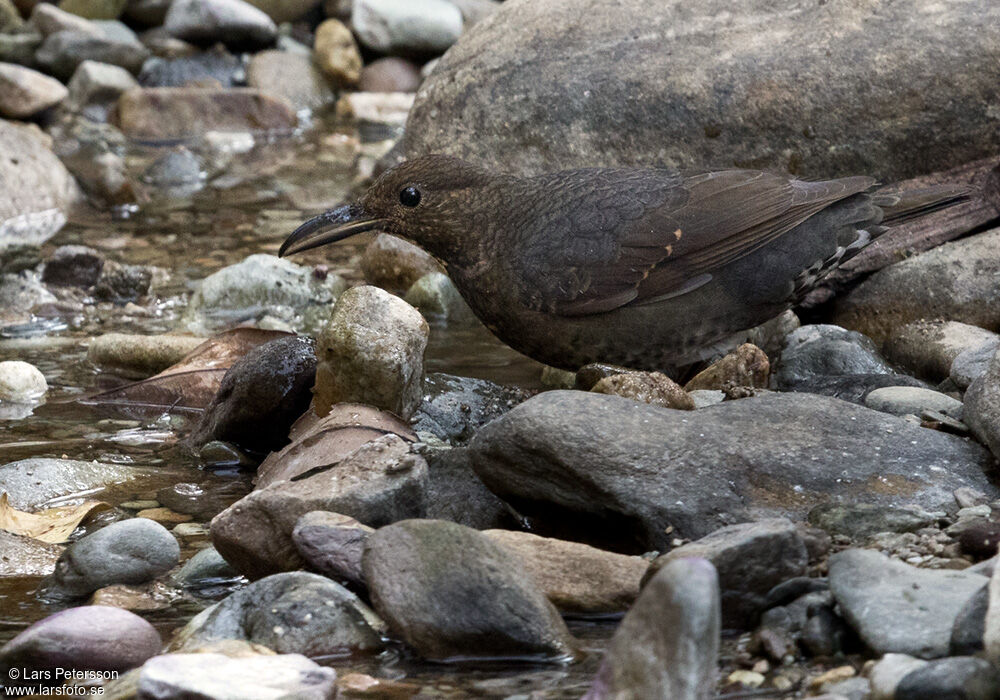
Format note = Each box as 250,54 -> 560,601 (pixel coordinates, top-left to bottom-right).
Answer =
517,169 -> 873,316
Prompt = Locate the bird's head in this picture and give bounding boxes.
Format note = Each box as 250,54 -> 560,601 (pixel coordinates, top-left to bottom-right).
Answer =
279,154 -> 497,265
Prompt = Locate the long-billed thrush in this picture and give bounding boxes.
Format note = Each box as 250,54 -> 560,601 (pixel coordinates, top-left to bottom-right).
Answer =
280,155 -> 966,371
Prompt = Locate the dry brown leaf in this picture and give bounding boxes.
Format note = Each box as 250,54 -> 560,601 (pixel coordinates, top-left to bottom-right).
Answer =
0,492 -> 112,543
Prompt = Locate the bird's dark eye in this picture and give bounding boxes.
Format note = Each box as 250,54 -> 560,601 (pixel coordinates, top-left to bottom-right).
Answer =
399,186 -> 421,207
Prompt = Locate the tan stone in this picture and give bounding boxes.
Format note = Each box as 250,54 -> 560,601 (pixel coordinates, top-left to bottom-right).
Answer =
684,343 -> 770,392
591,370 -> 695,410
0,62 -> 68,118
313,18 -> 361,87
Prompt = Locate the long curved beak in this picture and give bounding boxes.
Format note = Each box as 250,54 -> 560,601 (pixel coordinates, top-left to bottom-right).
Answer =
279,204 -> 387,257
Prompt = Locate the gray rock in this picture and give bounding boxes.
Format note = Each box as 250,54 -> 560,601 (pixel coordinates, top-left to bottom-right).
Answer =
51,518 -> 180,597
138,47 -> 242,87
135,652 -> 337,700
829,548 -> 986,658
895,657 -> 999,700
182,254 -> 345,336
885,321 -> 1000,382
808,503 -> 936,539
775,324 -> 895,389
0,457 -> 138,509
141,147 -> 205,188
188,336 -> 316,454
164,0 -> 277,50
173,547 -> 238,588
171,571 -> 383,655
65,59 -> 138,121
952,339 -> 1000,391
352,0 -> 463,55
983,549 -> 1000,664
359,56 -> 422,93
0,360 -> 46,402
964,346 -> 1000,460
951,584 -> 988,656
92,261 -> 151,302
212,434 -> 427,578
835,228 -> 1000,347
0,271 -> 58,326
360,232 -> 441,292
411,372 -> 530,445
246,49 -> 334,112
406,0 -> 1000,182
0,62 -> 67,118
865,386 -> 964,419
404,271 -> 476,323
363,519 -> 577,661
424,446 -> 515,529
0,119 -> 79,252
291,511 -> 371,588
35,29 -> 149,81
584,557 -> 719,700
644,519 -> 807,629
870,654 -> 929,700
313,285 -> 428,420
0,606 -> 160,675
30,4 -> 102,37
468,391 -> 996,552
0,530 -> 63,577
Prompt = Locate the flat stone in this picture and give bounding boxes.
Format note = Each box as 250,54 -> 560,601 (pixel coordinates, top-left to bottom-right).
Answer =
829,548 -> 986,658
164,0 -> 277,50
808,503 -> 936,539
0,530 -> 63,577
87,333 -> 205,378
0,457 -> 138,509
584,557 -> 719,700
0,62 -> 68,118
865,386 -> 964,419
352,0 -> 463,55
468,391 -> 996,552
885,320 -> 1000,382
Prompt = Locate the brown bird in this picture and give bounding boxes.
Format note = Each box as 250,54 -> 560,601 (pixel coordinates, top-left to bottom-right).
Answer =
280,155 -> 965,372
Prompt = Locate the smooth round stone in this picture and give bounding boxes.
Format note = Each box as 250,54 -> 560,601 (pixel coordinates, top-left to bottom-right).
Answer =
0,360 -> 47,401
0,606 -> 161,675
865,386 -> 964,419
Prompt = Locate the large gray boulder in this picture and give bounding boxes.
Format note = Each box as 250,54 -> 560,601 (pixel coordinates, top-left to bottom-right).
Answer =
469,391 -> 996,552
406,0 -> 1000,181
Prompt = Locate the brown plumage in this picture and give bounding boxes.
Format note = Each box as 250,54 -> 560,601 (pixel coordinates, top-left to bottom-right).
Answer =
280,155 -> 966,371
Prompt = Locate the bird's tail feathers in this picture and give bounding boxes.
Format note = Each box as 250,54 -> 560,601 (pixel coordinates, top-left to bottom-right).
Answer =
873,184 -> 973,224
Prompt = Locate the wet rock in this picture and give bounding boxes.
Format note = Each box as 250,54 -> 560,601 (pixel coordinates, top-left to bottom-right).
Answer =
469,391 -> 995,552
173,546 -> 238,588
51,517 -> 180,598
352,0 -> 463,55
684,343 -> 769,392
406,0 -> 1000,182
885,320 -> 1000,382
87,332 -> 206,378
313,285 -> 428,420
313,17 -> 360,87
0,530 -> 63,576
411,372 -> 530,445
156,480 -> 247,520
188,335 -> 316,454
484,530 -> 648,614
647,519 -> 806,629
134,652 -> 338,700
138,47 -> 242,87
0,62 -> 67,118
35,28 -> 148,80
117,87 -> 297,140
952,339 -> 1000,391
141,146 -> 204,188
865,386 -> 963,419
829,548 -> 986,658
895,657 -> 999,700
590,370 -> 695,410
0,119 -> 80,250
171,571 -> 383,655
0,606 -> 160,676
423,446 -> 515,529
951,584 -> 988,656
585,557 -> 719,700
182,254 -> 345,335
870,654 -> 930,700
363,519 -> 577,661
92,260 -> 152,302
775,324 -> 895,388
58,0 -> 127,20
212,435 -> 427,578
965,346 -> 1000,460
0,271 -> 58,324
808,503 -> 936,539
42,244 -> 104,288
360,232 -> 441,292
65,59 -> 138,120
0,360 -> 47,402
292,511 -> 371,588
246,49 -> 334,112
359,56 -> 421,92
30,3 -> 102,36
403,271 -> 475,323
835,228 -> 1000,346
0,457 -> 137,509
164,0 -> 277,50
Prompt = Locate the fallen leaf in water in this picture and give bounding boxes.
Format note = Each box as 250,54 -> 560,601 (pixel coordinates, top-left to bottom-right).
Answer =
0,492 -> 112,543
78,328 -> 293,412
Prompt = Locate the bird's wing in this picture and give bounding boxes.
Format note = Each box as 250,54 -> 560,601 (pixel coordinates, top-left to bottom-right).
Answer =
514,169 -> 873,316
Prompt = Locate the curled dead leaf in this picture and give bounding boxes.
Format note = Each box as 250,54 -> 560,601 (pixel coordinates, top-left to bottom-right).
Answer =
0,492 -> 112,544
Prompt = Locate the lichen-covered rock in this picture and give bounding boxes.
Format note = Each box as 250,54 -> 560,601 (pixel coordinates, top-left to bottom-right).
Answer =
313,18 -> 361,87
685,343 -> 769,392
590,370 -> 694,410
